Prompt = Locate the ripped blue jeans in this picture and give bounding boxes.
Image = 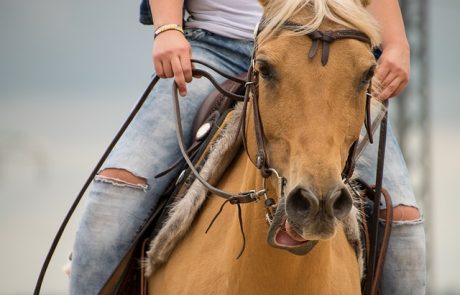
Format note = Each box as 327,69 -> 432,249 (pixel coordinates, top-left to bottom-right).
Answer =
354,102 -> 426,294
69,28 -> 426,294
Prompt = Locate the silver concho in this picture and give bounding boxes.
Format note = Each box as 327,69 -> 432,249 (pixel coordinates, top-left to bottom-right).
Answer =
195,122 -> 212,141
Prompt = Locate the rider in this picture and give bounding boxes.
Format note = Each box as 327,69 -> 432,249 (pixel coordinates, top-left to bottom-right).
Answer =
69,0 -> 426,294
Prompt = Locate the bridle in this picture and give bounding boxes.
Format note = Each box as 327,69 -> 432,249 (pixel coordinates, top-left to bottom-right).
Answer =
34,18 -> 386,295
237,22 -> 389,295
242,21 -> 390,295
248,20 -> 374,174
170,19 -> 378,258
170,20 -> 378,228
239,20 -> 376,208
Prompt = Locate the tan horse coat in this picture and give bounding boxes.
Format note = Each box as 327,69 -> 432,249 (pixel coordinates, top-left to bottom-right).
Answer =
149,149 -> 360,294
147,0 -> 380,293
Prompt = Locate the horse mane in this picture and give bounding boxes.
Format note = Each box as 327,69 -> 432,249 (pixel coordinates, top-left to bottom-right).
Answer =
259,0 -> 381,46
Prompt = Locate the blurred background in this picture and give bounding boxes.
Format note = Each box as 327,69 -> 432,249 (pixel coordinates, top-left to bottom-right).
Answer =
0,0 -> 458,294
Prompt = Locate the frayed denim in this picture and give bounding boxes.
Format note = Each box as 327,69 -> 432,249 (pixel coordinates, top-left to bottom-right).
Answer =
354,101 -> 426,294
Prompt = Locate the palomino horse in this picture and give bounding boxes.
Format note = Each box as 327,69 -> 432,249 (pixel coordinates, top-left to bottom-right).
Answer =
146,0 -> 381,293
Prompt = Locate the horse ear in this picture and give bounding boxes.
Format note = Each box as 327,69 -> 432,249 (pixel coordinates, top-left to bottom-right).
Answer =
360,0 -> 371,7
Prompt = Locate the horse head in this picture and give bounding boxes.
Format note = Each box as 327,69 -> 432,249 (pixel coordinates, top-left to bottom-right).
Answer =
244,0 -> 380,255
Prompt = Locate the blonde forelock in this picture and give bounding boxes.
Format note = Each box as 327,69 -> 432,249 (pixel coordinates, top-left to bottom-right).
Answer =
259,0 -> 381,46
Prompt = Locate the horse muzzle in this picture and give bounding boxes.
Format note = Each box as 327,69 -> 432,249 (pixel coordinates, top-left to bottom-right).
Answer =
286,185 -> 353,223
266,183 -> 352,255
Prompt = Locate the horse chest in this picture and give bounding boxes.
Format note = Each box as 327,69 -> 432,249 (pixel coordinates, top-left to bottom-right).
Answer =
149,156 -> 360,295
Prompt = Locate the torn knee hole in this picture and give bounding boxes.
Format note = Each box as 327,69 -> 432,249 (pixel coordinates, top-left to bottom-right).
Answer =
379,205 -> 420,221
95,168 -> 149,191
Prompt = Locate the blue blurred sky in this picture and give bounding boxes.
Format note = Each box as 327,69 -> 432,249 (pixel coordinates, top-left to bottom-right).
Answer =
1,0 -> 459,294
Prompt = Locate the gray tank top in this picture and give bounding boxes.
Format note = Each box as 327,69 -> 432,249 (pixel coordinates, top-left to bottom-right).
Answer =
185,0 -> 262,40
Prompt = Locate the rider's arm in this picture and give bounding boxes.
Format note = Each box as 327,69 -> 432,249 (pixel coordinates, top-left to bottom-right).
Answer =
149,0 -> 192,96
367,0 -> 410,100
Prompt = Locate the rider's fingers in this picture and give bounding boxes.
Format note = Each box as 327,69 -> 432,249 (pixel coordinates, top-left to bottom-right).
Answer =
162,60 -> 174,78
379,76 -> 401,101
374,62 -> 390,87
389,67 -> 409,97
180,51 -> 193,83
154,57 -> 165,78
172,56 -> 187,96
379,71 -> 397,91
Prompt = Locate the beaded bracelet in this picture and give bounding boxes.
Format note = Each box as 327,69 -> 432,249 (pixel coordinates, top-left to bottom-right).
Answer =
154,24 -> 184,38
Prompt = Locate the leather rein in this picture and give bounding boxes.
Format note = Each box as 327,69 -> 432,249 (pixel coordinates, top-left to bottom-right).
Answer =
244,22 -> 391,295
173,22 -> 377,220
172,21 -> 391,295
34,22 -> 390,295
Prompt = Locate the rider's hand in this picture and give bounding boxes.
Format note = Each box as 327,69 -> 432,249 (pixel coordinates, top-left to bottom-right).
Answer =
153,30 -> 192,96
373,41 -> 410,101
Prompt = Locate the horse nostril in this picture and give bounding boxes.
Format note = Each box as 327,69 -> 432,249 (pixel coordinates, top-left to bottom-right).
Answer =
286,187 -> 319,217
327,187 -> 353,220
292,190 -> 310,211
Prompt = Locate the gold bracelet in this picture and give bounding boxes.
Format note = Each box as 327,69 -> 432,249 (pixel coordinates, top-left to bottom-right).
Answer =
154,24 -> 184,38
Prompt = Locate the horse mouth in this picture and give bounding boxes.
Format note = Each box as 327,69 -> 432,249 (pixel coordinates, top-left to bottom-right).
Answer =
267,198 -> 318,255
274,219 -> 309,247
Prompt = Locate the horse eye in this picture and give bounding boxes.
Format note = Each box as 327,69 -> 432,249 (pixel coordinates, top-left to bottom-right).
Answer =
255,60 -> 272,79
359,65 -> 376,90
362,65 -> 376,83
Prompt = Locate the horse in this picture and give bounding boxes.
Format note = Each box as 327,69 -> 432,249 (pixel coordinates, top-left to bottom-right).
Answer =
145,0 -> 381,293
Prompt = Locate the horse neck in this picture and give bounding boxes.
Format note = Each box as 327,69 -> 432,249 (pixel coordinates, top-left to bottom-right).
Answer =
205,150 -> 361,293
148,141 -> 361,294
